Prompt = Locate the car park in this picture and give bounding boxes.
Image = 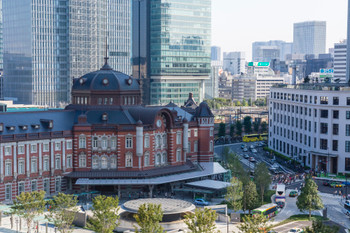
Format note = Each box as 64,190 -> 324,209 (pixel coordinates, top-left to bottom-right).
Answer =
194,198 -> 209,206
289,190 -> 298,197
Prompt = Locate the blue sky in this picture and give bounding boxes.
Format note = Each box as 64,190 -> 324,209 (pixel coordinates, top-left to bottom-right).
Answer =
212,0 -> 347,60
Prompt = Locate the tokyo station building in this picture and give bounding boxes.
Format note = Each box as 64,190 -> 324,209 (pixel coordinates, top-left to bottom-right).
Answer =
0,60 -> 227,202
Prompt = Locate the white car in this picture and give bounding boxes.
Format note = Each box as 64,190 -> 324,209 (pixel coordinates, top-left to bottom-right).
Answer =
251,149 -> 257,153
243,148 -> 248,152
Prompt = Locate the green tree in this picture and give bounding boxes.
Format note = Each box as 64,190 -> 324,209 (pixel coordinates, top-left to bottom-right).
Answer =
303,220 -> 339,233
11,190 -> 46,233
184,208 -> 218,233
304,76 -> 311,84
218,122 -> 226,137
236,101 -> 241,106
134,203 -> 163,233
253,121 -> 260,133
225,177 -> 243,212
297,178 -> 324,219
88,195 -> 120,233
227,153 -> 250,185
229,123 -> 235,138
46,193 -> 79,233
242,98 -> 248,107
242,181 -> 258,214
261,121 -> 268,133
236,121 -> 243,136
238,214 -> 270,233
254,163 -> 272,205
222,146 -> 230,164
243,116 -> 252,134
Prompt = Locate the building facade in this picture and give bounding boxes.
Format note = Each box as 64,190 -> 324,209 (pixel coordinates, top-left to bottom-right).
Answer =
0,60 -> 222,203
211,46 -> 221,61
3,0 -> 131,107
132,0 -> 211,106
334,41 -> 347,83
293,21 -> 326,56
269,84 -> 350,174
205,61 -> 222,99
252,40 -> 292,62
223,52 -> 245,75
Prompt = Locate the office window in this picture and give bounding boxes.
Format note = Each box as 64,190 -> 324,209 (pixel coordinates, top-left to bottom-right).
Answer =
320,139 -> 328,150
346,141 -> 350,152
79,135 -> 86,149
66,140 -> 72,150
176,149 -> 181,162
176,132 -> 181,144
18,182 -> 24,195
5,160 -> 11,176
31,158 -> 38,173
320,110 -> 328,118
55,178 -> 61,193
320,96 -> 328,104
31,180 -> 37,192
92,137 -> 98,148
333,124 -> 339,135
55,155 -> 61,169
79,153 -> 86,168
347,111 -> 350,119
43,157 -> 49,171
18,160 -> 25,174
346,158 -> 350,171
333,110 -> 339,119
347,125 -> 350,136
18,145 -> 25,154
333,140 -> 338,151
111,155 -> 117,169
43,143 -> 49,152
55,142 -> 61,151
125,152 -> 133,167
111,137 -> 117,149
144,153 -> 150,167
333,97 -> 339,105
320,123 -> 328,134
126,136 -> 133,149
5,184 -> 11,201
66,155 -> 72,168
144,135 -> 150,148
347,97 -> 350,105
314,96 -> 317,104
314,109 -> 317,117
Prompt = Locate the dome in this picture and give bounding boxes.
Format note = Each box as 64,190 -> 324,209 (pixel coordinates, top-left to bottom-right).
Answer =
72,67 -> 140,92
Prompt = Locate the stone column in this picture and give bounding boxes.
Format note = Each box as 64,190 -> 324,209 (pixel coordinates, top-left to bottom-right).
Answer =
51,140 -> 54,176
13,145 -> 17,180
0,145 -> 3,182
62,140 -> 66,172
136,121 -> 143,169
183,119 -> 189,161
26,143 -> 30,178
39,143 -> 42,176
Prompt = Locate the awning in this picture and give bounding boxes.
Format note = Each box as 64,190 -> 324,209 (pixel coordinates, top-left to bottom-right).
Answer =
173,188 -> 214,194
309,151 -> 338,158
75,162 -> 228,186
185,179 -> 231,190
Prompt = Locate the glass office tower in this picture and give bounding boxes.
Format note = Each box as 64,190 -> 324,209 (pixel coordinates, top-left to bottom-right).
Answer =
133,0 -> 211,105
3,0 -> 131,107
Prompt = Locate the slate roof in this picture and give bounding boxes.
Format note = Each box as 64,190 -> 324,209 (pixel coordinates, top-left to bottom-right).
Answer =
0,110 -> 75,136
194,102 -> 214,117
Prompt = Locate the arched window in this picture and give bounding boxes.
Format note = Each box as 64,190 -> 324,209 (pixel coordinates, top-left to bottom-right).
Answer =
92,156 -> 99,169
101,156 -> 108,169
101,137 -> 108,149
162,152 -> 167,164
93,137 -> 98,149
79,135 -> 86,149
162,134 -> 167,148
156,153 -> 161,166
110,155 -> 117,169
79,153 -> 86,168
125,152 -> 133,167
144,152 -> 150,167
209,140 -> 213,152
111,137 -> 117,149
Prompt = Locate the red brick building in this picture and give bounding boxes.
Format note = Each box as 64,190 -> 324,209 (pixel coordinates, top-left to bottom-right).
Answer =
0,61 -> 226,202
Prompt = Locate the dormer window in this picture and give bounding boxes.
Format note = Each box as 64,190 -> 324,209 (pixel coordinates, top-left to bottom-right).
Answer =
40,119 -> 53,129
31,124 -> 40,129
102,78 -> 109,85
0,123 -> 3,132
19,125 -> 28,130
102,113 -> 108,121
6,126 -> 15,131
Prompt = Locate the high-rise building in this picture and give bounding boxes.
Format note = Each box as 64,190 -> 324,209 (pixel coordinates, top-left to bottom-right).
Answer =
346,0 -> 350,82
293,21 -> 326,56
132,0 -> 211,106
3,0 -> 131,107
223,52 -> 245,75
211,46 -> 221,61
252,40 -> 292,62
205,60 -> 222,99
334,41 -> 347,83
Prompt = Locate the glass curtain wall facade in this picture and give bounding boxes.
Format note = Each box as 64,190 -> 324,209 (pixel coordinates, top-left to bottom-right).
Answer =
133,0 -> 211,106
3,0 -> 131,107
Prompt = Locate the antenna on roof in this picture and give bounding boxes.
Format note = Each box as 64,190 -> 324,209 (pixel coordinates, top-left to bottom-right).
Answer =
104,36 -> 109,65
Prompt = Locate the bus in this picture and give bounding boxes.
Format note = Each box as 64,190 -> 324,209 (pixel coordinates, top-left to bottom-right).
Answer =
242,133 -> 268,142
275,184 -> 286,203
252,203 -> 278,218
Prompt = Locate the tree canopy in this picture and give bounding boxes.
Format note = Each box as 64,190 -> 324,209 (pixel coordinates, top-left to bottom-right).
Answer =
134,203 -> 163,233
88,195 -> 120,233
297,178 -> 324,219
303,220 -> 339,233
184,208 -> 218,233
236,121 -> 243,136
238,214 -> 270,233
242,181 -> 258,214
225,177 -> 243,212
218,122 -> 226,137
254,163 -> 272,205
243,116 -> 252,134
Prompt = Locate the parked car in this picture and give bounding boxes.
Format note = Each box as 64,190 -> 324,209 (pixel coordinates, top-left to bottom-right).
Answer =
322,181 -> 330,186
330,182 -> 344,188
288,228 -> 303,233
243,148 -> 248,152
249,157 -> 256,162
289,190 -> 298,197
244,154 -> 250,159
241,144 -> 245,149
250,145 -> 255,149
251,149 -> 257,153
194,198 -> 209,206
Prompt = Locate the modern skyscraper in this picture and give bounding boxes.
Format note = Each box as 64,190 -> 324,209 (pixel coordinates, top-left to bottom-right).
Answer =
293,21 -> 326,56
132,0 -> 211,106
334,41 -> 346,82
252,40 -> 292,62
205,60 -> 222,99
346,0 -> 350,83
211,46 -> 221,61
223,52 -> 245,75
3,0 -> 131,107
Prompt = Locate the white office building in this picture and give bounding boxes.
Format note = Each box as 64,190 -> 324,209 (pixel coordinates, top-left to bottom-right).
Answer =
334,41 -> 347,83
269,84 -> 350,174
223,52 -> 245,75
205,61 -> 222,99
